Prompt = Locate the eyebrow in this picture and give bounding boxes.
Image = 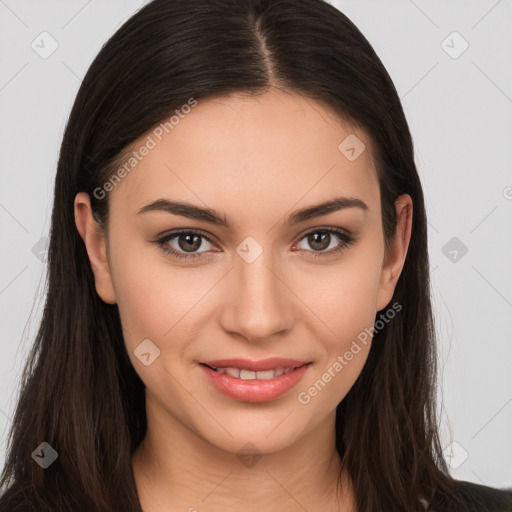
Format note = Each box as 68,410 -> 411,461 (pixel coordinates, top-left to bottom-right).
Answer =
136,196 -> 368,228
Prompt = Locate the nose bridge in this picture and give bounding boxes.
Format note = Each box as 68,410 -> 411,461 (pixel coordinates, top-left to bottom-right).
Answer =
221,242 -> 292,340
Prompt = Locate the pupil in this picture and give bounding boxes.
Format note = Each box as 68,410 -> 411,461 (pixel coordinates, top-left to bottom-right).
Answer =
309,232 -> 329,251
179,234 -> 201,252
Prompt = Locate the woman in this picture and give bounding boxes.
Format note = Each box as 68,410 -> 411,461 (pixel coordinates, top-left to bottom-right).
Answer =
0,0 -> 510,510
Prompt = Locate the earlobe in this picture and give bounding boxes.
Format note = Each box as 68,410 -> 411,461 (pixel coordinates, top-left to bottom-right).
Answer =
375,194 -> 413,312
74,192 -> 117,304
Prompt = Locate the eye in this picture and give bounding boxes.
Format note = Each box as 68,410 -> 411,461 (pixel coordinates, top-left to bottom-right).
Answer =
153,227 -> 355,261
154,229 -> 218,260
294,227 -> 355,258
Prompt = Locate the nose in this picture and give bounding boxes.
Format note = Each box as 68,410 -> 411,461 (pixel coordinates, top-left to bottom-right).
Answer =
219,248 -> 294,343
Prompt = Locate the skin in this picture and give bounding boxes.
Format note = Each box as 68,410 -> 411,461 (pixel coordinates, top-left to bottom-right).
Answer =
75,88 -> 412,512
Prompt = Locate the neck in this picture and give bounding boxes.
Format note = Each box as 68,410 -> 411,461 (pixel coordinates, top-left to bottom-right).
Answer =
132,395 -> 355,512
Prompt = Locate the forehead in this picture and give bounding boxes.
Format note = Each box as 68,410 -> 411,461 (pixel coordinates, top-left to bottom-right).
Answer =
108,89 -> 380,224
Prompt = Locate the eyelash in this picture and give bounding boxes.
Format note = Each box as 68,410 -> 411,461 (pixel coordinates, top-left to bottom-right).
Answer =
153,227 -> 355,261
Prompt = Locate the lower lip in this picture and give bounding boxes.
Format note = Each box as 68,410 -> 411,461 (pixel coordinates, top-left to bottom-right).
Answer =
199,363 -> 311,403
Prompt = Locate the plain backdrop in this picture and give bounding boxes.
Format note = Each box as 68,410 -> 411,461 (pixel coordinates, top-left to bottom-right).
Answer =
1,0 -> 511,489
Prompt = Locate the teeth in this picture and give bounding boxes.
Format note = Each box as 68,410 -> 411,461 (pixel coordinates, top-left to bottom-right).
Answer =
225,368 -> 240,378
256,370 -> 277,379
212,366 -> 297,380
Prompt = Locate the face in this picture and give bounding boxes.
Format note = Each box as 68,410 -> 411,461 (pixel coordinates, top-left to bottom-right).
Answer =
76,88 -> 412,456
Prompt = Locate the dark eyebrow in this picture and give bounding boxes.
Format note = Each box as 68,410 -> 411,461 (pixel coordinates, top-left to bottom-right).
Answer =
136,196 -> 368,228
287,197 -> 368,224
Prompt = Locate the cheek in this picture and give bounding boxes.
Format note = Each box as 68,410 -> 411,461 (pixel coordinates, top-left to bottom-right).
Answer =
292,248 -> 382,406
111,246 -> 220,366
296,284 -> 375,414
293,245 -> 383,344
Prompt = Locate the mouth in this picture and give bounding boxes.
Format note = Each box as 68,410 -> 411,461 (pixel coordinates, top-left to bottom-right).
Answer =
198,358 -> 312,403
199,363 -> 307,380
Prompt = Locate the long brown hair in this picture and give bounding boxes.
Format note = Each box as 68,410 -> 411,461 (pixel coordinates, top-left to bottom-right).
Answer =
0,0 -> 470,510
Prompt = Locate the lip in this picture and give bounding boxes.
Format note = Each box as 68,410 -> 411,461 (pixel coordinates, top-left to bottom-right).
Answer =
198,359 -> 312,403
200,358 -> 309,372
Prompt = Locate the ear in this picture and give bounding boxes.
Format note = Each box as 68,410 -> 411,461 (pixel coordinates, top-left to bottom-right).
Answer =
375,194 -> 413,312
74,192 -> 117,304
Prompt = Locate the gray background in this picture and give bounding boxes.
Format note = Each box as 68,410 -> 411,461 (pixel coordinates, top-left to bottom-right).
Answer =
1,0 -> 511,488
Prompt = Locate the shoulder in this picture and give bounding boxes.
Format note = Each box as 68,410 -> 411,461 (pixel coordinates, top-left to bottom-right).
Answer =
430,479 -> 512,512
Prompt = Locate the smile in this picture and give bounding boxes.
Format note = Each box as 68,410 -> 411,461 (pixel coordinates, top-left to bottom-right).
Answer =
198,359 -> 312,403
203,364 -> 303,380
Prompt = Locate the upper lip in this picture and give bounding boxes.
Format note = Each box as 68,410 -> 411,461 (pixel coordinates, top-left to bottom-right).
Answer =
200,358 -> 310,372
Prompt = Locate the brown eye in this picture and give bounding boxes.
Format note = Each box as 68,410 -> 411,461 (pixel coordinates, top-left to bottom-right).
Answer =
155,230 -> 217,260
306,232 -> 331,251
176,233 -> 203,252
296,228 -> 355,258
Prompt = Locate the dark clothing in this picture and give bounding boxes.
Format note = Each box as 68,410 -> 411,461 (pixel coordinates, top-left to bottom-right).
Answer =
0,477 -> 511,511
429,479 -> 512,511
